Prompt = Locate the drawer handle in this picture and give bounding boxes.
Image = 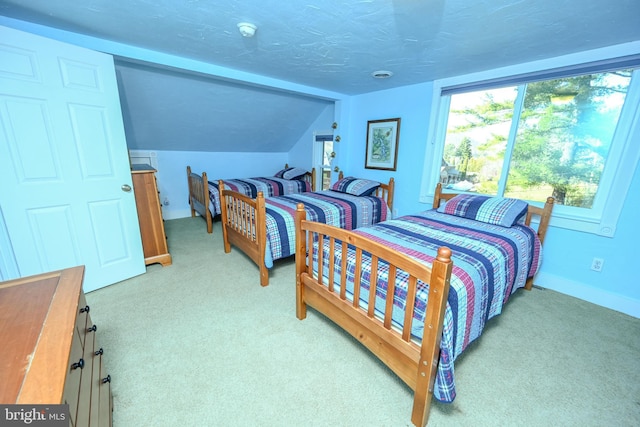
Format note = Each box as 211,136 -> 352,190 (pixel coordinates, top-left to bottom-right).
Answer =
80,305 -> 90,314
95,348 -> 104,356
87,324 -> 97,333
72,358 -> 85,370
102,375 -> 111,384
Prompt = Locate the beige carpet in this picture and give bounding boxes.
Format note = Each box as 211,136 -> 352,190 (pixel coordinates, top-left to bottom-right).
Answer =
85,217 -> 640,426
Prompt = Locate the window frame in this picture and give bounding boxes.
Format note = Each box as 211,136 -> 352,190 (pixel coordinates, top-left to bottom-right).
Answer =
313,131 -> 334,191
420,44 -> 640,237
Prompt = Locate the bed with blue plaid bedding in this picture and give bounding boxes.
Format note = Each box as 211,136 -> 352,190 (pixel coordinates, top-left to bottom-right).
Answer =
264,190 -> 390,268
312,209 -> 541,403
208,177 -> 311,216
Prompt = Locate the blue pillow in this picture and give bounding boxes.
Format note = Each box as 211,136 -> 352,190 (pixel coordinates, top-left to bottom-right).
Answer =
331,177 -> 380,197
274,167 -> 307,180
437,194 -> 528,227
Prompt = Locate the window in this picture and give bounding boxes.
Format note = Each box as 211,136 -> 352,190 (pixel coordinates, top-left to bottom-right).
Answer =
314,133 -> 334,190
422,53 -> 640,237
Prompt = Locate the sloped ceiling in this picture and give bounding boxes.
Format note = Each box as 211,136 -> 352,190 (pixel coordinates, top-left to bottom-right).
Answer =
1,0 -> 640,152
115,61 -> 333,152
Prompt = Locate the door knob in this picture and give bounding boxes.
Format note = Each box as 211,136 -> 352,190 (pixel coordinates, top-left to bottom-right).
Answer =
121,184 -> 132,192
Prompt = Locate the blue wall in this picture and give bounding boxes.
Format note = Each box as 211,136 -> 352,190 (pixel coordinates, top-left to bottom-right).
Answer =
154,78 -> 639,317
156,151 -> 288,220
337,83 -> 640,318
154,104 -> 335,220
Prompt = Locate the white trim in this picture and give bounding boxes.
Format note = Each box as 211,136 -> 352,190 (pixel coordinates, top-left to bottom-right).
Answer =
535,271 -> 640,318
129,150 -> 159,170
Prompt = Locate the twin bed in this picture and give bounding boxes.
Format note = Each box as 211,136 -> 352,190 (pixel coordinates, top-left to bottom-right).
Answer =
188,162 -> 554,425
219,176 -> 395,286
186,165 -> 314,233
294,183 -> 554,426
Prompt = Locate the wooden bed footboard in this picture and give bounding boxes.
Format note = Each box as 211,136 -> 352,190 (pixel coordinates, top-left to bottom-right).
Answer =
187,166 -> 213,233
219,183 -> 269,286
294,203 -> 453,427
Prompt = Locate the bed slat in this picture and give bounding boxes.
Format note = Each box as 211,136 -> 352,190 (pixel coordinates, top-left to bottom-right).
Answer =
367,257 -> 379,318
353,249 -> 362,308
383,265 -> 396,330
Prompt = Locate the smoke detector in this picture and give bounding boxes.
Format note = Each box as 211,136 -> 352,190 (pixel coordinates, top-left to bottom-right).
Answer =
372,70 -> 393,79
237,22 -> 257,38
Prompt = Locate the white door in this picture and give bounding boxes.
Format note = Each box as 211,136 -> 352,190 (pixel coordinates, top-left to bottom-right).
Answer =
0,25 -> 145,291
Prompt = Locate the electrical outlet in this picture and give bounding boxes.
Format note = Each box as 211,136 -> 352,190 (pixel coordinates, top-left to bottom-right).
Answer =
591,257 -> 604,272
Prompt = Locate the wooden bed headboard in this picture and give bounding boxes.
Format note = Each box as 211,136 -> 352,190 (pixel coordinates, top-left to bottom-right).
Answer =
375,178 -> 394,213
432,182 -> 554,245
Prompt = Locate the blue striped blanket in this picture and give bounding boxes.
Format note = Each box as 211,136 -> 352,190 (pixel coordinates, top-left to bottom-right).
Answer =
264,190 -> 390,267
208,177 -> 310,216
313,209 -> 541,403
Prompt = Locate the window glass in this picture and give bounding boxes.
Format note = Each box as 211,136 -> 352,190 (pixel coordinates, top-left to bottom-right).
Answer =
440,70 -> 633,211
442,87 -> 517,193
321,140 -> 334,190
508,72 -> 630,207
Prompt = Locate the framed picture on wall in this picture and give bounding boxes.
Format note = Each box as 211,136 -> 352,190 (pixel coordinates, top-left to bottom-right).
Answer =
365,118 -> 401,171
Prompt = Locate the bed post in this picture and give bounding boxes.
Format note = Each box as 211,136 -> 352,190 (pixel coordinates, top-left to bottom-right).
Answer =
256,192 -> 268,287
412,246 -> 452,427
386,177 -> 395,213
219,180 -> 231,253
294,203 -> 307,320
432,183 -> 443,209
202,171 -> 213,233
536,196 -> 555,246
187,166 -> 196,218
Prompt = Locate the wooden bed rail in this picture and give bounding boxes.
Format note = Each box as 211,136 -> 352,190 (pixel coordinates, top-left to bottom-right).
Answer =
294,203 -> 453,427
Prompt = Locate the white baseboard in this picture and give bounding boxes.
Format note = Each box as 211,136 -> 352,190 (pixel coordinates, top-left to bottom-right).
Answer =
535,271 -> 640,318
162,208 -> 194,221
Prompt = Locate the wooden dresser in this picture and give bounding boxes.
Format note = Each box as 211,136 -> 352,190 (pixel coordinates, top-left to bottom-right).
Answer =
0,266 -> 112,426
131,164 -> 172,266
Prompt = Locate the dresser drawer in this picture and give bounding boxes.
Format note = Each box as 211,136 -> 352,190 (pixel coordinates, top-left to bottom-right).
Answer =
95,352 -> 112,427
63,326 -> 84,427
76,292 -> 90,348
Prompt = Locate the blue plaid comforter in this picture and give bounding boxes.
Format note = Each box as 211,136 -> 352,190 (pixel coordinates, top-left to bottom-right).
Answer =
264,190 -> 390,267
312,209 -> 541,403
208,177 -> 310,216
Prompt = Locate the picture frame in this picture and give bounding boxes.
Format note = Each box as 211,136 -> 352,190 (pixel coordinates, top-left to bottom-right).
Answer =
365,118 -> 401,171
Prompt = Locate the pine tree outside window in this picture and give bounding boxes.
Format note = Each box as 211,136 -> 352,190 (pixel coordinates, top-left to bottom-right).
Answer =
423,53 -> 640,237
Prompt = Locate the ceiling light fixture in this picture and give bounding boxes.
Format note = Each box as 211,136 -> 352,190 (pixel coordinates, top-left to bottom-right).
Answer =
237,22 -> 257,38
372,70 -> 393,79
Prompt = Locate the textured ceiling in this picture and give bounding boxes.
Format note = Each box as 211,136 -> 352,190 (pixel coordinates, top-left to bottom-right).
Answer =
1,0 -> 639,152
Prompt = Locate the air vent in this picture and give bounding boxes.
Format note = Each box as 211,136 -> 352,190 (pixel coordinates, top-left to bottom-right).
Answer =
371,70 -> 393,79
